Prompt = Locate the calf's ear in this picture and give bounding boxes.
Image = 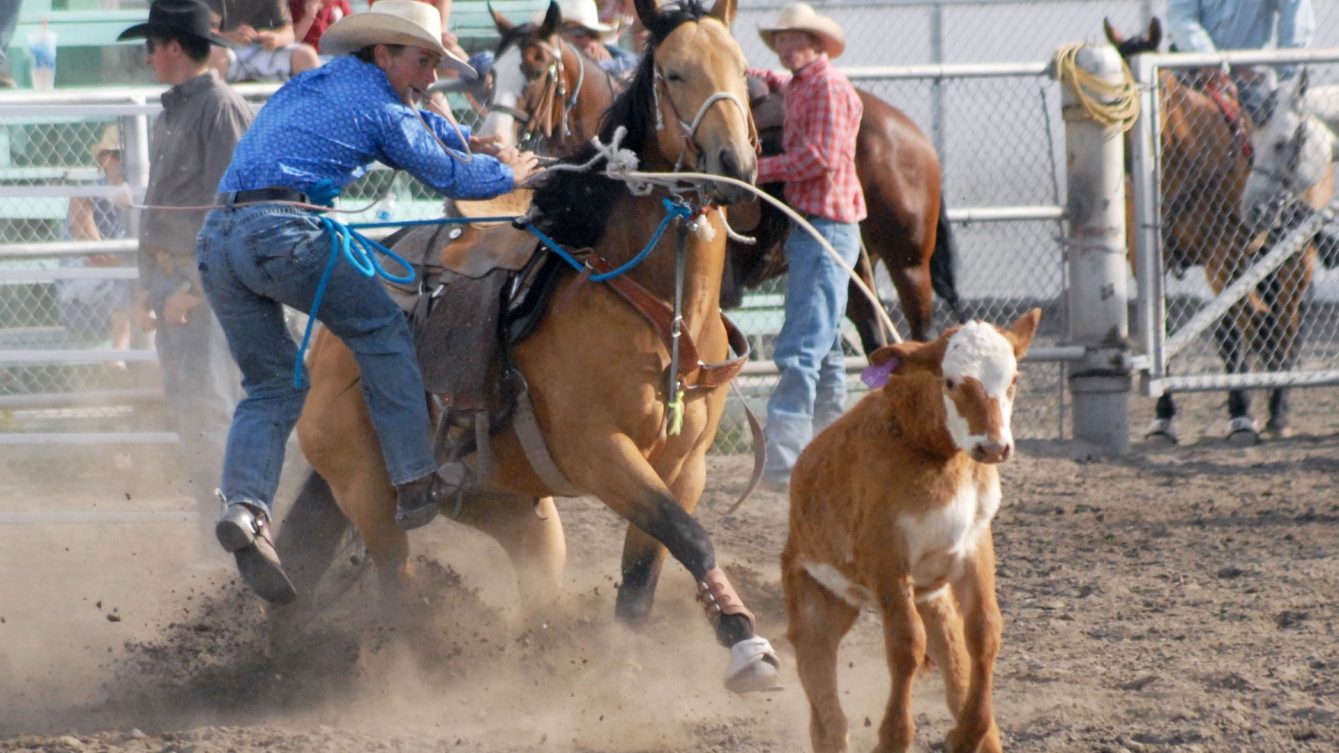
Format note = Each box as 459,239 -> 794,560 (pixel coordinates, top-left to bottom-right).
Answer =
869,340 -> 926,373
1006,308 -> 1042,358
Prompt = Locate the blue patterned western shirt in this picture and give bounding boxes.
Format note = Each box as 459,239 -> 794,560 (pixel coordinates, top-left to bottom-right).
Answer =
219,55 -> 514,199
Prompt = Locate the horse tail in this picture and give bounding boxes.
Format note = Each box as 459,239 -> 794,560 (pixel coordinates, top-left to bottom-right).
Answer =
273,470 -> 351,598
930,192 -> 966,323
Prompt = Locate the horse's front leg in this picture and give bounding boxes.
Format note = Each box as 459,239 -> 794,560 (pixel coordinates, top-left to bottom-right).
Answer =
579,434 -> 780,692
614,434 -> 709,625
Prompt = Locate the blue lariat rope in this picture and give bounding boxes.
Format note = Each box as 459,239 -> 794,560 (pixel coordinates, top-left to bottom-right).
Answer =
293,199 -> 695,388
524,197 -> 694,282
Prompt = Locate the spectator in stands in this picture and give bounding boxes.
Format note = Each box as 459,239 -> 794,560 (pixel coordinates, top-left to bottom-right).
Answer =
289,0 -> 350,54
199,0 -> 538,602
555,0 -> 637,79
748,3 -> 864,492
116,0 -> 253,554
0,0 -> 17,87
58,125 -> 133,367
205,0 -> 321,82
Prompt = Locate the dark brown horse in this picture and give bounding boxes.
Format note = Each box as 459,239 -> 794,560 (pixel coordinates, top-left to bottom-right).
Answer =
480,1 -> 963,344
277,0 -> 782,692
1105,19 -> 1314,443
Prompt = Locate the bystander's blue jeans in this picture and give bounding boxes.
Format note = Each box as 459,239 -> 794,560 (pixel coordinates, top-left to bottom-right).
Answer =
763,216 -> 861,484
197,204 -> 437,517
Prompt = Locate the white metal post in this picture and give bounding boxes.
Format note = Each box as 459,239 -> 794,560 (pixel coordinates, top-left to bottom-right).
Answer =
1129,53 -> 1165,395
1058,44 -> 1131,453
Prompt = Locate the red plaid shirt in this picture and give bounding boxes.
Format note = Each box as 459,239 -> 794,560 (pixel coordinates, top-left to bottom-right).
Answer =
750,56 -> 866,224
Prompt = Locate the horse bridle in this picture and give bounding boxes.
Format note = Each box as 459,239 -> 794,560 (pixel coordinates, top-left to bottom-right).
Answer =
651,65 -> 758,172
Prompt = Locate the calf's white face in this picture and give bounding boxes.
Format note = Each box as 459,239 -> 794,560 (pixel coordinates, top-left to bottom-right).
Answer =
940,321 -> 1019,463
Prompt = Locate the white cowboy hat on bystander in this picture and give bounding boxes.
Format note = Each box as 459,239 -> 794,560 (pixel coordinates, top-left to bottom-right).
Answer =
758,2 -> 846,59
321,0 -> 476,78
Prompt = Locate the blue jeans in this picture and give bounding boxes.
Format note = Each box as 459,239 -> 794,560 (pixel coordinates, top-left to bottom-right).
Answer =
764,216 -> 861,482
197,204 -> 437,516
144,261 -> 240,520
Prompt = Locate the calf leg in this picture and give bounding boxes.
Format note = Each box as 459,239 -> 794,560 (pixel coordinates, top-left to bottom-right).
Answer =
784,564 -> 859,753
944,536 -> 1003,753
873,577 -> 925,753
918,588 -> 970,717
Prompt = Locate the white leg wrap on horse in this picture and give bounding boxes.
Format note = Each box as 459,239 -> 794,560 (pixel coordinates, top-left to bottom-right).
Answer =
1144,417 -> 1178,444
723,635 -> 782,693
1225,415 -> 1259,445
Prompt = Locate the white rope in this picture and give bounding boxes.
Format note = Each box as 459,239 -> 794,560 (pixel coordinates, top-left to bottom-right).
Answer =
524,128 -> 903,343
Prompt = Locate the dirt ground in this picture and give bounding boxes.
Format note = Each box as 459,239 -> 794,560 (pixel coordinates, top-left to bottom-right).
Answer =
1,389 -> 1337,753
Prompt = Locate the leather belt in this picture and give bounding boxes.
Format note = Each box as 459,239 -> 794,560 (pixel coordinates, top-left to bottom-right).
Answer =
216,187 -> 310,207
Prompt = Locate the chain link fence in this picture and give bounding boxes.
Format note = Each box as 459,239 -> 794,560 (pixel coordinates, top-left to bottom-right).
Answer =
1130,51 -> 1339,436
6,0 -> 1339,452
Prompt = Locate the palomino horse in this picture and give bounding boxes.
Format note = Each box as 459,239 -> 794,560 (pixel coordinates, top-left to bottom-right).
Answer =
480,0 -> 964,344
281,0 -> 781,692
1105,19 -> 1313,443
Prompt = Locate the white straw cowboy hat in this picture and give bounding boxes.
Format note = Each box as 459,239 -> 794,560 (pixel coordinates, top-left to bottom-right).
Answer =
321,0 -> 476,79
558,0 -> 615,36
759,2 -> 846,59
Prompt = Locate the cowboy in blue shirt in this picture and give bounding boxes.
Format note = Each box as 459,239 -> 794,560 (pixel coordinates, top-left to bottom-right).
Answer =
198,0 -> 538,603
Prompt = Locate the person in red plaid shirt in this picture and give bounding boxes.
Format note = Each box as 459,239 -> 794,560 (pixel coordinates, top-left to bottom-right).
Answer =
748,2 -> 865,492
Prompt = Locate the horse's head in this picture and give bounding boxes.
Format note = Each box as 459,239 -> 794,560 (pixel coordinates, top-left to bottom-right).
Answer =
1103,17 -> 1161,60
479,1 -> 567,149
1243,70 -> 1336,228
630,0 -> 756,203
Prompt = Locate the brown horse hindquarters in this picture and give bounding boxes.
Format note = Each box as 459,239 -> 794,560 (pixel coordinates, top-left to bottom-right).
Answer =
295,328 -> 568,610
850,91 -> 944,344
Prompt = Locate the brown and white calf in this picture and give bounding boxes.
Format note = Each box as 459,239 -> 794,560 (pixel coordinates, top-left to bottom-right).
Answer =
783,309 -> 1040,753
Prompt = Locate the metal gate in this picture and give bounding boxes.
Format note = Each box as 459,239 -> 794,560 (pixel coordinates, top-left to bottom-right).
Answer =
1128,49 -> 1339,406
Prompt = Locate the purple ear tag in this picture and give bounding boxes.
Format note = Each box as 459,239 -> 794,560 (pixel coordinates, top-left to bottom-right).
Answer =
860,357 -> 899,389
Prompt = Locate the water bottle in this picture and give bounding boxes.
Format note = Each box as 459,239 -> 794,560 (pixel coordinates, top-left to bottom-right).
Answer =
374,192 -> 396,222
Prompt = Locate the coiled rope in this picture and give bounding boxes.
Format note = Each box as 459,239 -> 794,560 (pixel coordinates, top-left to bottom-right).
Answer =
1052,43 -> 1141,133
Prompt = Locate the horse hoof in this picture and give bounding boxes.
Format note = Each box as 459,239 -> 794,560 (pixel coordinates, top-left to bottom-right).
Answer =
723,636 -> 783,693
1225,416 -> 1261,446
1143,418 -> 1179,445
1265,421 -> 1293,439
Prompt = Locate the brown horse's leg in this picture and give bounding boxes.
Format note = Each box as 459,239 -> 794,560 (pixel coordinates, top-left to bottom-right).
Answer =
453,492 -> 567,618
578,434 -> 753,646
614,442 -> 708,624
298,333 -> 411,587
842,244 -> 892,352
881,260 -> 935,343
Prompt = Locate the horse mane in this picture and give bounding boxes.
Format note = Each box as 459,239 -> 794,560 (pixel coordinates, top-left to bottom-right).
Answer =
530,0 -> 709,248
